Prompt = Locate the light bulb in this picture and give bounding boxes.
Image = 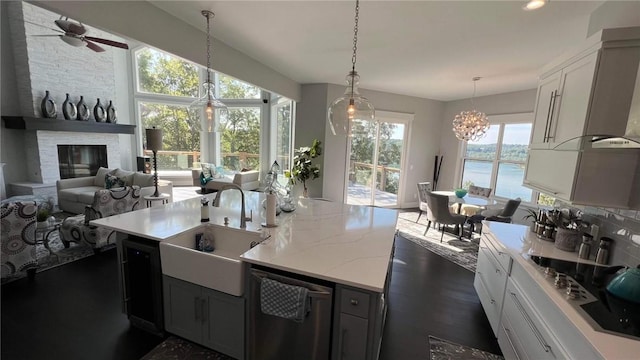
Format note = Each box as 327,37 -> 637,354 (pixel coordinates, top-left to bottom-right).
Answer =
347,99 -> 356,119
523,0 -> 546,11
206,102 -> 213,121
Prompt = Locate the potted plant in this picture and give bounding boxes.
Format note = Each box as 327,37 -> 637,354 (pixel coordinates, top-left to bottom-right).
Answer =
286,139 -> 322,198
550,208 -> 584,251
37,208 -> 50,229
522,208 -> 541,233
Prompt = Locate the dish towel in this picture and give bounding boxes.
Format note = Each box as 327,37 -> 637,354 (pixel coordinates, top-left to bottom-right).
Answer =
260,278 -> 310,323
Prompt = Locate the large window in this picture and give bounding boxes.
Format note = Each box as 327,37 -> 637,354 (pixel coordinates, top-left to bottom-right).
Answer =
134,46 -> 292,175
460,113 -> 536,203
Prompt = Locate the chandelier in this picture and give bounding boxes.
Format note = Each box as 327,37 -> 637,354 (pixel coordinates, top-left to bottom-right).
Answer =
452,77 -> 489,141
327,0 -> 374,136
190,10 -> 227,132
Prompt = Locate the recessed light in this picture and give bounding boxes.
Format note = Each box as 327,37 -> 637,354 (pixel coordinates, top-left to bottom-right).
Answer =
523,0 -> 548,11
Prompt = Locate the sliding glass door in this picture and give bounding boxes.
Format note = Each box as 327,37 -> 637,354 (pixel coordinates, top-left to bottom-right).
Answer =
346,113 -> 408,207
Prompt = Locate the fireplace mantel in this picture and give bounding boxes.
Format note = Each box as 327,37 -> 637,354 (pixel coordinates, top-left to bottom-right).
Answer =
2,116 -> 135,134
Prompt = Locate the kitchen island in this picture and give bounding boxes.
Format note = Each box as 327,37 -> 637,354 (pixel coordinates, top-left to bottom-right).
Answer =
478,221 -> 640,360
91,190 -> 397,360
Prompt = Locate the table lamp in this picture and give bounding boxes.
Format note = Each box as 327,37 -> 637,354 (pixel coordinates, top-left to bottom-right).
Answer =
145,127 -> 163,197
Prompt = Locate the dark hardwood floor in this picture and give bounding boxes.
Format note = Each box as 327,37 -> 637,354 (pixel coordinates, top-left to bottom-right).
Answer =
1,235 -> 500,360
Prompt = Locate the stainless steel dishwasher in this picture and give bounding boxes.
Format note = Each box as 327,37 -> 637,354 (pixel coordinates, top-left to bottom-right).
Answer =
248,268 -> 334,360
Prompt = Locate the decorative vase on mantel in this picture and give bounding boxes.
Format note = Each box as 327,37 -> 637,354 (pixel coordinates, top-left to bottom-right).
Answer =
40,90 -> 57,118
106,100 -> 117,123
76,96 -> 90,121
93,98 -> 106,122
62,93 -> 77,120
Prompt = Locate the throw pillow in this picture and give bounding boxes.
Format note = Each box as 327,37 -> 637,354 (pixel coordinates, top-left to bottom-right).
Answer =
94,167 -> 114,187
111,168 -> 135,186
105,174 -> 125,189
212,166 -> 225,179
201,163 -> 216,178
133,172 -> 155,187
200,172 -> 212,186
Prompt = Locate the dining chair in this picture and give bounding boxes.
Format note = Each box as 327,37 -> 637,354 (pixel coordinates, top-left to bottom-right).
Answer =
456,185 -> 492,216
468,197 -> 522,235
416,182 -> 431,223
425,191 -> 467,242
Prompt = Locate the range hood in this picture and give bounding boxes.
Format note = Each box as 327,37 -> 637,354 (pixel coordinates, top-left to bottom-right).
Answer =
553,135 -> 640,151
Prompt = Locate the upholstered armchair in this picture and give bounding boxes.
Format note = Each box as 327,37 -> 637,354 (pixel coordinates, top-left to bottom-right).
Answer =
416,182 -> 432,223
1,201 -> 38,280
60,186 -> 141,252
425,191 -> 467,242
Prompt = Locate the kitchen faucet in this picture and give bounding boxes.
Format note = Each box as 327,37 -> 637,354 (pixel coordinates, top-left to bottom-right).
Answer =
213,184 -> 252,228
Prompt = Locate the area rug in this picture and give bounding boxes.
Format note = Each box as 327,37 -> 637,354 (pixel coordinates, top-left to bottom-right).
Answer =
141,336 -> 232,360
429,336 -> 503,360
2,222 -> 94,285
396,210 -> 479,272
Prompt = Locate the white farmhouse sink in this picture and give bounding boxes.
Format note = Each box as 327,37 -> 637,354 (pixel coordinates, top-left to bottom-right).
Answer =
159,224 -> 262,296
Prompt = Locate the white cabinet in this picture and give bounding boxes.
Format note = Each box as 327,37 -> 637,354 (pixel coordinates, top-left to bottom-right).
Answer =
474,233 -> 512,336
525,27 -> 640,208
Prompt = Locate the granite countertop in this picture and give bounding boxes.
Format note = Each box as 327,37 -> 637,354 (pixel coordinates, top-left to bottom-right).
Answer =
482,221 -> 640,358
91,191 -> 398,292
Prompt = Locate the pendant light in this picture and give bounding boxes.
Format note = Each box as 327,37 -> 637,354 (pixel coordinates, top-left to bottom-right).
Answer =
452,77 -> 490,142
190,10 -> 227,132
327,0 -> 374,136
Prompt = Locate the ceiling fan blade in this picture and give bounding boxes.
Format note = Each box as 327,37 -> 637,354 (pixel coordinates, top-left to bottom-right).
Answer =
32,35 -> 63,37
84,36 -> 129,50
55,18 -> 86,35
85,40 -> 105,53
23,19 -> 64,34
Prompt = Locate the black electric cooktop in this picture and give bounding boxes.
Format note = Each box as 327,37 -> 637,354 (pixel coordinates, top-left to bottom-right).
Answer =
530,255 -> 640,340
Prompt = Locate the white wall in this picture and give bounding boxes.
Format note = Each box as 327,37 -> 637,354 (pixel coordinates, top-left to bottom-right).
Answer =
438,89 -> 537,191
320,83 -> 444,206
29,0 -> 301,102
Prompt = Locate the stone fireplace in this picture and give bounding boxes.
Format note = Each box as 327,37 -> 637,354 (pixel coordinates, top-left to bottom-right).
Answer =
25,130 -> 121,184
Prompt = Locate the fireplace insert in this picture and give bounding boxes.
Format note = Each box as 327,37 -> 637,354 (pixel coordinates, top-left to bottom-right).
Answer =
57,145 -> 107,179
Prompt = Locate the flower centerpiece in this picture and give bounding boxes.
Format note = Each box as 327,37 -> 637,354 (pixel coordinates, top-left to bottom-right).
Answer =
286,139 -> 322,198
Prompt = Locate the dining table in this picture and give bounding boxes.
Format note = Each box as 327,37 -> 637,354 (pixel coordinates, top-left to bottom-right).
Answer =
432,190 -> 497,234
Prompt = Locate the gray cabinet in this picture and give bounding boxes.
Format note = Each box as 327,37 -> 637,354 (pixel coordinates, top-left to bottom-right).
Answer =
332,241 -> 393,360
163,276 -> 245,360
338,313 -> 369,359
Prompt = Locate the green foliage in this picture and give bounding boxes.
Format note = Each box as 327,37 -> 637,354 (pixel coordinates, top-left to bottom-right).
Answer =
522,208 -> 539,222
37,208 -> 49,222
466,144 -> 528,161
288,140 -> 322,191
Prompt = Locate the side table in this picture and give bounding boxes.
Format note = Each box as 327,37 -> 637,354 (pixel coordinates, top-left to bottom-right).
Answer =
35,220 -> 62,255
144,193 -> 170,208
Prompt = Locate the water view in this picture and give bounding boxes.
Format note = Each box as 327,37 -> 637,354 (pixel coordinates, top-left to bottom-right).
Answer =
462,161 -> 532,201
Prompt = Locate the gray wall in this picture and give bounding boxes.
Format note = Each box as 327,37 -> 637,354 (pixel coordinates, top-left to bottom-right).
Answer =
0,1 -> 28,185
587,1 -> 640,37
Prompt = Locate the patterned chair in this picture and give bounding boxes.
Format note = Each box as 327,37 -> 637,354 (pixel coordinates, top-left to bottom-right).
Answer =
60,186 -> 141,252
1,201 -> 38,280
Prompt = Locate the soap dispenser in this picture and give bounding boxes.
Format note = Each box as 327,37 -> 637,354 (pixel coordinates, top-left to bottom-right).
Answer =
201,197 -> 210,222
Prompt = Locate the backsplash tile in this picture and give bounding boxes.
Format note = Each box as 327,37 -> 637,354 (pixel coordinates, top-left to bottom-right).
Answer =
582,206 -> 640,267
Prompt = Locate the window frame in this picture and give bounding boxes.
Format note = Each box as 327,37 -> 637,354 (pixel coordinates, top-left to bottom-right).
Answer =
131,45 -> 283,176
456,112 -> 542,205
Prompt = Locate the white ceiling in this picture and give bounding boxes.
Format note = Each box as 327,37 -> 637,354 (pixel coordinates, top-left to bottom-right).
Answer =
148,0 -> 604,101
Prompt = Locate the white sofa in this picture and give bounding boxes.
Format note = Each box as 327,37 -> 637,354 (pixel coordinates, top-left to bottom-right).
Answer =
57,167 -> 172,214
191,169 -> 260,192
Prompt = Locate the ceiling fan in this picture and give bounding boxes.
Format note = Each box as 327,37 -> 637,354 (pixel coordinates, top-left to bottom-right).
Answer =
28,16 -> 129,53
